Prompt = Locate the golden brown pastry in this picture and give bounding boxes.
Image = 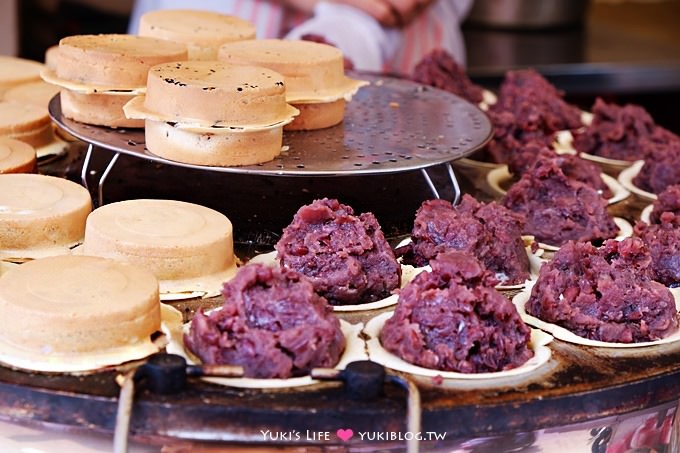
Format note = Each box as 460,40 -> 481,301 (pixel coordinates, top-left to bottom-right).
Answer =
0,255 -> 161,367
218,39 -> 367,130
42,34 -> 188,128
138,9 -> 256,60
0,137 -> 37,174
0,100 -> 55,148
0,173 -> 91,260
124,61 -> 298,166
81,199 -> 239,295
0,56 -> 44,96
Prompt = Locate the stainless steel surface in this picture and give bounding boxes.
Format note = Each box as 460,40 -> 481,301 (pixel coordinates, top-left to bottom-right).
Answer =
467,0 -> 590,29
420,163 -> 461,202
385,375 -> 422,453
81,144 -> 121,207
113,371 -> 134,453
49,75 -> 492,177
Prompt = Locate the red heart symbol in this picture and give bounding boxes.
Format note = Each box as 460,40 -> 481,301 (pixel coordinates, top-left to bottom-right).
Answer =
336,428 -> 354,442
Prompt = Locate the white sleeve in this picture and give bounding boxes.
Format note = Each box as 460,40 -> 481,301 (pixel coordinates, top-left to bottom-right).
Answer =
286,0 -> 474,75
285,2 -> 397,73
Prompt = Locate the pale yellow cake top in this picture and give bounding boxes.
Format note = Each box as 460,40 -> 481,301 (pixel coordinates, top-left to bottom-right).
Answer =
0,137 -> 36,173
125,60 -> 298,128
139,9 -> 256,48
84,199 -> 233,254
3,80 -> 61,109
0,255 -> 162,370
0,173 -> 91,255
80,199 -> 239,297
56,34 -> 188,87
0,101 -> 51,135
0,255 -> 159,318
0,56 -> 44,89
0,173 -> 90,220
218,39 -> 368,103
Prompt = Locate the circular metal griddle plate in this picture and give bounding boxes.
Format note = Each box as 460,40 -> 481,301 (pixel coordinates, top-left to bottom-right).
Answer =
48,74 -> 492,176
3,145 -> 680,448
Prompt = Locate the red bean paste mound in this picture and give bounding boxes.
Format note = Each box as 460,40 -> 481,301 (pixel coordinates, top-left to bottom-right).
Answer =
632,138 -> 680,194
480,68 -> 582,164
481,110 -> 556,164
507,144 -> 611,198
634,214 -> 680,287
275,198 -> 401,305
380,251 -> 534,373
572,98 -> 677,161
527,238 -> 678,343
502,157 -> 618,247
412,49 -> 484,104
650,185 -> 680,224
185,264 -> 346,378
490,69 -> 583,132
397,195 -> 529,285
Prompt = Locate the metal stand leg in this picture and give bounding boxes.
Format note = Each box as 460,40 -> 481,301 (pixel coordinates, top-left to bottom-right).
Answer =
420,162 -> 462,204
80,143 -> 94,191
113,371 -> 135,453
79,143 -> 120,207
387,374 -> 422,453
98,152 -> 120,207
447,162 -> 461,206
420,168 -> 440,199
112,354 -> 244,453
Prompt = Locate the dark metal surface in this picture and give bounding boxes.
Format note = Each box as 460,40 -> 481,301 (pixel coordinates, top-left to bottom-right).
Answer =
466,0 -> 590,29
464,2 -> 680,95
48,74 -> 492,176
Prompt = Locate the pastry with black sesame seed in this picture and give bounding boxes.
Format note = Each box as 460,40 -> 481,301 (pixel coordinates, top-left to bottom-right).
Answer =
41,34 -> 187,128
218,39 -> 367,130
124,60 -> 299,166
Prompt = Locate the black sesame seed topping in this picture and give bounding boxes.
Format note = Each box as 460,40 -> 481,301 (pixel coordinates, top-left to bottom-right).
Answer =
163,77 -> 186,86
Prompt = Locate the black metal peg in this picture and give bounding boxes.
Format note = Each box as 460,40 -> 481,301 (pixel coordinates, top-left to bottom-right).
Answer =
133,353 -> 188,395
312,360 -> 421,453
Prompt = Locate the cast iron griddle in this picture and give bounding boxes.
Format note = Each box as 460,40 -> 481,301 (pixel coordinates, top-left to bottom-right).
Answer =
2,317 -> 680,446
1,181 -> 679,447
5,78 -> 679,449
48,74 -> 492,176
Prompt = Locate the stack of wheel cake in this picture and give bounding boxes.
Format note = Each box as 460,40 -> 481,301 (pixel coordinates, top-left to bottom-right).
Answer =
123,60 -> 299,166
218,39 -> 368,130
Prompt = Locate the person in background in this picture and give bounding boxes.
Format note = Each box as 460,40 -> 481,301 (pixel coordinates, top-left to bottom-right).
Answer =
128,0 -> 472,75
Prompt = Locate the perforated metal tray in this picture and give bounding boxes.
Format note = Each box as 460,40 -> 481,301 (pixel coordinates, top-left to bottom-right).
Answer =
48,74 -> 492,176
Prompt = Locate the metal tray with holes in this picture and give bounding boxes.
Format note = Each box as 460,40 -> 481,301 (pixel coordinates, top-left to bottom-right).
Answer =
48,74 -> 493,176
